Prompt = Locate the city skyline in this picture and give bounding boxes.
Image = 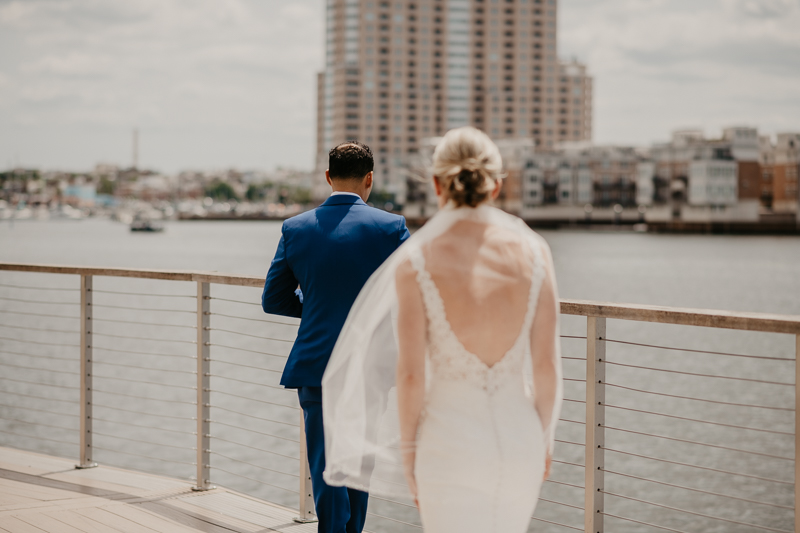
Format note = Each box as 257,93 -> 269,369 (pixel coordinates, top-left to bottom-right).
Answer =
0,0 -> 798,173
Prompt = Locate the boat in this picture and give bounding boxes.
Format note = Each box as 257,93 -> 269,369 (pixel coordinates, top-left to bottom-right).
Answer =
130,217 -> 164,232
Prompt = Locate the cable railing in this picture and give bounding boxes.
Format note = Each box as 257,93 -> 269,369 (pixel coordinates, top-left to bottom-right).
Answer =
0,262 -> 798,533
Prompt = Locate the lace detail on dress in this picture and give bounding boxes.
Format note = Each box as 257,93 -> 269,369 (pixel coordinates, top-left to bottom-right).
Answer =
409,243 -> 546,394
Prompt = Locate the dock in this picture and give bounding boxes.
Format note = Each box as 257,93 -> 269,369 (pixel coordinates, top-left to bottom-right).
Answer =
0,446 -> 315,533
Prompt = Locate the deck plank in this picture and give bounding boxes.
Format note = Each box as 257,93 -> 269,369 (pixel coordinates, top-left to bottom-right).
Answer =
15,512 -> 86,533
0,515 -> 47,533
0,447 -> 318,533
103,502 -> 212,533
74,506 -> 162,533
46,509 -> 126,533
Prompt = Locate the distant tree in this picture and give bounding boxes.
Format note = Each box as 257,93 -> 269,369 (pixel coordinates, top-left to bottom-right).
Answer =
205,181 -> 238,201
287,187 -> 312,205
97,177 -> 115,195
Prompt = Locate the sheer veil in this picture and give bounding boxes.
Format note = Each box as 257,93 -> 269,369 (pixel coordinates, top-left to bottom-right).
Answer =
322,203 -> 562,500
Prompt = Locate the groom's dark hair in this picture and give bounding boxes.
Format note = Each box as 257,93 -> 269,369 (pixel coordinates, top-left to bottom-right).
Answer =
328,141 -> 374,181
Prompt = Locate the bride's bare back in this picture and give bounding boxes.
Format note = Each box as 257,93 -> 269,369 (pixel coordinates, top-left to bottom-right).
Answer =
422,219 -> 535,367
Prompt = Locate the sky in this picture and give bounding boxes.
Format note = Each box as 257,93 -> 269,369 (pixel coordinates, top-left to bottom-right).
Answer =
0,0 -> 798,173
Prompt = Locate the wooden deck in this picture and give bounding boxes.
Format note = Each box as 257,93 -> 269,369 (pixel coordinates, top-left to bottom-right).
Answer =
0,446 -> 317,533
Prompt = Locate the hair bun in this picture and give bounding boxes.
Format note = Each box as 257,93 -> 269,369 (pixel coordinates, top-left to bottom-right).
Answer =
432,127 -> 503,208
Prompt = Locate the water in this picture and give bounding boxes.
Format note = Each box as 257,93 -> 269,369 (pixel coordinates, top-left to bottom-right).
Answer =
1,218 -> 798,532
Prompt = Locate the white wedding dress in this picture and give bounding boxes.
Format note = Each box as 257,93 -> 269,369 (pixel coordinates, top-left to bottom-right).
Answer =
409,241 -> 547,533
322,205 -> 562,533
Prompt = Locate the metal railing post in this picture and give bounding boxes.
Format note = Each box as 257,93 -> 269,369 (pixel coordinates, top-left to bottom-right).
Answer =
193,281 -> 214,491
585,316 -> 606,533
295,411 -> 317,523
795,333 -> 799,533
77,274 -> 97,469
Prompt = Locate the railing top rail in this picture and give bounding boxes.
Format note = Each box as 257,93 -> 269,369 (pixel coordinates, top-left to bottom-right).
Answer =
2,262 -> 799,334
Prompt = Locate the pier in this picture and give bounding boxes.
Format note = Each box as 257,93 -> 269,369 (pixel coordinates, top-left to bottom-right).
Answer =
0,262 -> 798,532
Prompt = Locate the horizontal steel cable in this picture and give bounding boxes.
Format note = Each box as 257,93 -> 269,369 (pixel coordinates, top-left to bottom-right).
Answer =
562,398 -> 586,404
601,447 -> 793,485
93,403 -> 196,421
602,424 -> 793,461
603,385 -> 793,412
92,373 -> 196,391
0,296 -> 76,305
0,376 -> 76,390
538,496 -> 583,511
2,429 -> 77,445
0,336 -> 79,348
602,400 -> 792,435
0,415 -> 75,432
369,495 -> 417,509
93,445 -> 195,466
209,435 -> 299,461
0,309 -> 78,319
601,512 -> 689,533
93,431 -> 194,451
207,327 -> 293,343
210,405 -> 299,427
601,489 -> 791,533
212,358 -> 282,374
92,345 -> 195,360
366,512 -> 422,529
93,289 -> 194,298
210,450 -> 298,477
210,311 -> 299,327
545,479 -> 584,490
0,361 -> 78,376
0,323 -> 77,334
210,419 -> 299,443
92,388 -> 197,406
0,388 -> 77,404
530,516 -> 582,531
93,416 -> 193,436
0,349 -> 74,361
208,297 -> 261,306
207,342 -> 288,359
211,374 -> 283,391
92,360 -> 195,376
604,337 -> 793,362
93,317 -> 196,329
559,418 -> 586,425
563,378 -> 586,383
208,389 -> 299,411
210,465 -> 298,494
0,401 -> 78,418
561,356 -> 585,361
602,468 -> 793,511
0,283 -> 77,291
560,335 -> 587,340
552,459 -> 584,469
92,303 -> 195,314
555,438 -> 584,447
93,332 -> 196,345
604,360 -> 794,387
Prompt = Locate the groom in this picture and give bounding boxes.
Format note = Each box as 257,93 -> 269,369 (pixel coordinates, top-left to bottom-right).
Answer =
262,141 -> 410,533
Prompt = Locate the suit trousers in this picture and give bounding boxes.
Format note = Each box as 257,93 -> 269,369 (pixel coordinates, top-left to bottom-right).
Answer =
298,386 -> 369,533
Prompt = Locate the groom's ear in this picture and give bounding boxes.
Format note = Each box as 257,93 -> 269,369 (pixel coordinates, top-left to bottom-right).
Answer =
364,171 -> 374,189
325,170 -> 332,187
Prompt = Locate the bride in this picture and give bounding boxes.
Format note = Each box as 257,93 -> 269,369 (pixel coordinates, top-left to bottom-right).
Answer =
323,127 -> 563,533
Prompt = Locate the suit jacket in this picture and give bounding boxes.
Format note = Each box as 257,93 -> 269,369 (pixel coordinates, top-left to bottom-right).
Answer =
262,194 -> 410,388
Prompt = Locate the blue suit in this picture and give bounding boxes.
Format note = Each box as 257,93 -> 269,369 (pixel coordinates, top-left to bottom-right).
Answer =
262,194 -> 409,533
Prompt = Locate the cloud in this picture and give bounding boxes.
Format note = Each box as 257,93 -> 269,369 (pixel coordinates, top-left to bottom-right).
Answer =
559,0 -> 800,145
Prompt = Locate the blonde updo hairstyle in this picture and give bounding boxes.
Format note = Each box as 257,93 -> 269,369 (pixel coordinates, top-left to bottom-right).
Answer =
432,126 -> 503,208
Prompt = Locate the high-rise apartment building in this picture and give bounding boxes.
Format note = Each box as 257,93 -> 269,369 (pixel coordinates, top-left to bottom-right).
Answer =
316,0 -> 593,195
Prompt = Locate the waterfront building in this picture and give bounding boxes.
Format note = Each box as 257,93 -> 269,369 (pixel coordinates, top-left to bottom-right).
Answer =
760,132 -> 800,215
316,0 -> 593,199
519,143 -> 639,220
